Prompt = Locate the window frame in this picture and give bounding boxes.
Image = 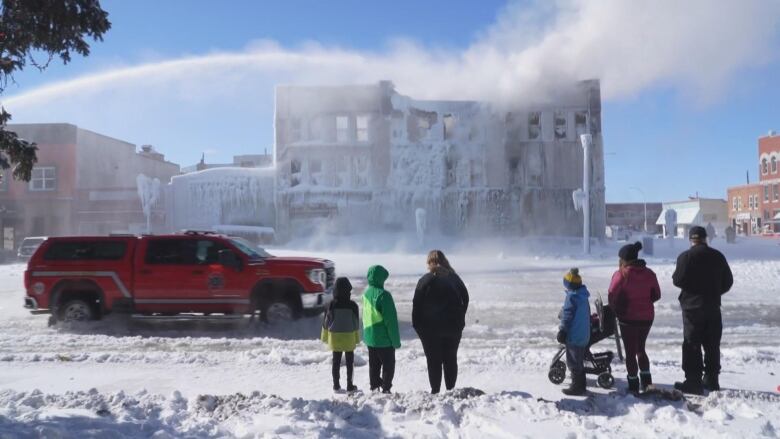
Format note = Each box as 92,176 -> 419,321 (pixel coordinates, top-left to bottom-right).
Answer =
336,115 -> 350,143
29,166 -> 57,192
772,156 -> 778,174
528,112 -> 541,140
356,115 -> 369,142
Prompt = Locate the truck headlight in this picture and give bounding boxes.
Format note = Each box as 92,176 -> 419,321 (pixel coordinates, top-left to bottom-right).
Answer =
307,269 -> 327,287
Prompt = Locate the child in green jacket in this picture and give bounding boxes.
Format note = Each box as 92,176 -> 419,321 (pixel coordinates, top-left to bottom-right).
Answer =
362,265 -> 401,393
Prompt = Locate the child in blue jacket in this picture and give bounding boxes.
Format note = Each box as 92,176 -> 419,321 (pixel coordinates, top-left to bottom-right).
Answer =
556,268 -> 591,396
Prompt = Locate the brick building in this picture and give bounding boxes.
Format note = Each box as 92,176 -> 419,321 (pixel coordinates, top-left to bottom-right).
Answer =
759,132 -> 780,232
0,124 -> 180,251
726,131 -> 780,235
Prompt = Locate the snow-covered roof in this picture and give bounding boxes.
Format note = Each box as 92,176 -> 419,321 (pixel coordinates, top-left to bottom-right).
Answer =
656,207 -> 700,225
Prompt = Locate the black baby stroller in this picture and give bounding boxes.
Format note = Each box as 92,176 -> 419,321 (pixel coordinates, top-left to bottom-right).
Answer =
548,295 -> 623,389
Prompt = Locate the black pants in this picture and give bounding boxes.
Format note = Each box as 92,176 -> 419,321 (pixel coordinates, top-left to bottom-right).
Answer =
332,351 -> 354,386
367,347 -> 395,391
682,310 -> 722,380
420,333 -> 462,393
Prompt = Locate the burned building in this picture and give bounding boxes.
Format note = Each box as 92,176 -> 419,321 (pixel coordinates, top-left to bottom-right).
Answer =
272,80 -> 606,239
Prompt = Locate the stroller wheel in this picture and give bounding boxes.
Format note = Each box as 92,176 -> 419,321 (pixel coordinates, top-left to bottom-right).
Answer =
597,372 -> 614,389
548,361 -> 566,384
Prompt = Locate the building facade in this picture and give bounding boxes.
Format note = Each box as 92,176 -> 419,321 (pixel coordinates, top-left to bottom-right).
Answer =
606,202 -> 663,236
725,131 -> 780,235
0,124 -> 180,251
273,80 -> 606,239
759,132 -> 780,232
656,198 -> 728,238
727,184 -> 763,235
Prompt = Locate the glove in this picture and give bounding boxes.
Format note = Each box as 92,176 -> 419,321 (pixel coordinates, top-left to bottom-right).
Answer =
556,329 -> 567,344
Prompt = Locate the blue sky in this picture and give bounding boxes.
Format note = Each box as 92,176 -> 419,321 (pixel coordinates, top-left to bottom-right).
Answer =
4,0 -> 780,203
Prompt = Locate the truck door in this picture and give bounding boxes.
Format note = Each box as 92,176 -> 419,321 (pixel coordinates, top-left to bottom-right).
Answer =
134,237 -> 211,311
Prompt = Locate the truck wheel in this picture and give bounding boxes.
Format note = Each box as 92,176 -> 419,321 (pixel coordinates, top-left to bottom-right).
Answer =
59,299 -> 96,322
261,299 -> 300,324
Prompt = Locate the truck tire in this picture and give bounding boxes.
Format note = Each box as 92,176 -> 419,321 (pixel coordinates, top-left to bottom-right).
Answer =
59,298 -> 96,322
260,298 -> 301,324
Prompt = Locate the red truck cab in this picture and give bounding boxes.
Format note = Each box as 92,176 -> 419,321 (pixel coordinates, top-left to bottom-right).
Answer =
23,231 -> 334,323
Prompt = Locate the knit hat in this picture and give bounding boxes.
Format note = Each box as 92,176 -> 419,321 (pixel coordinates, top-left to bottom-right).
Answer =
335,277 -> 352,302
563,268 -> 582,290
619,241 -> 643,261
689,226 -> 707,240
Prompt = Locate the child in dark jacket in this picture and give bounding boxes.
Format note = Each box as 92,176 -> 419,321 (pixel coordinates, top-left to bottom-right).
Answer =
557,268 -> 591,396
321,277 -> 361,392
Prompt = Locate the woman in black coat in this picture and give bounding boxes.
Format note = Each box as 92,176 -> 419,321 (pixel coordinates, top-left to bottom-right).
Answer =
413,250 -> 469,394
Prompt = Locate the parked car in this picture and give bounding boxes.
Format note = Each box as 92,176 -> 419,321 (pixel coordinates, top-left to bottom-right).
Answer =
23,231 -> 334,324
17,236 -> 48,261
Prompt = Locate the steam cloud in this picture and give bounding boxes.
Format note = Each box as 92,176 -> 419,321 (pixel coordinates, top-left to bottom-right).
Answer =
2,0 -> 779,152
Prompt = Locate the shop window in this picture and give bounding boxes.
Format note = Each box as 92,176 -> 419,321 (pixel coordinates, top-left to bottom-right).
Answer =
528,112 -> 541,140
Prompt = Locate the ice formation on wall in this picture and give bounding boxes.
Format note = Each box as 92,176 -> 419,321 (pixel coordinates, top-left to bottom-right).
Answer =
166,168 -> 275,232
136,174 -> 161,233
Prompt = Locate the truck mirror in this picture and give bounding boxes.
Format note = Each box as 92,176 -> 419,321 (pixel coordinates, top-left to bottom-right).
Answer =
218,249 -> 242,271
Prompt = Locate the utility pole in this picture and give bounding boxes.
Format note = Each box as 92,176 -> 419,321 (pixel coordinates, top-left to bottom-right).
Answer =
629,186 -> 648,233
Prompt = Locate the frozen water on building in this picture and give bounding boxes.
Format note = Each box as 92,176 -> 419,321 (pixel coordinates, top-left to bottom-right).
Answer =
273,80 -> 606,240
166,167 -> 276,233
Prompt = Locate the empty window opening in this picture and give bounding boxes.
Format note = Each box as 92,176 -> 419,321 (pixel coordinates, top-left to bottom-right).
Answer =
528,112 -> 541,140
554,111 -> 567,140
575,112 -> 588,136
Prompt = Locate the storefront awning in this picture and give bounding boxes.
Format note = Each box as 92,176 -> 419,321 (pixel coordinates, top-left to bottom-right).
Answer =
656,207 -> 701,225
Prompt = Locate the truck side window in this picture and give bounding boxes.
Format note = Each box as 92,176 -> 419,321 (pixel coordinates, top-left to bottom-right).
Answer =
44,241 -> 127,261
145,239 -> 198,265
195,240 -> 228,264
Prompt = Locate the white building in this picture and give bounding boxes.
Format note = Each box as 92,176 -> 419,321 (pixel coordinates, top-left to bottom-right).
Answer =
656,198 -> 729,238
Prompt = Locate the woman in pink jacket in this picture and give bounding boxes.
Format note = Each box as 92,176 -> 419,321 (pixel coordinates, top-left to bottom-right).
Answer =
608,241 -> 661,393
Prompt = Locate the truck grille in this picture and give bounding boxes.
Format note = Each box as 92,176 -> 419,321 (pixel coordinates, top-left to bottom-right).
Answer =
325,266 -> 335,290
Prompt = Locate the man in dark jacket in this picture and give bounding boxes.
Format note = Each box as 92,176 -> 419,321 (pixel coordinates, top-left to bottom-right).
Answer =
672,226 -> 733,394
413,250 -> 469,394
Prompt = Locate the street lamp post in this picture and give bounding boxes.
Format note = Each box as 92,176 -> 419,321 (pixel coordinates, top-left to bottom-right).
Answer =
629,186 -> 647,233
580,134 -> 592,254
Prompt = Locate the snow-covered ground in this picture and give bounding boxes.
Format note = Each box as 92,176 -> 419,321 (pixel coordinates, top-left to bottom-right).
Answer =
0,237 -> 779,438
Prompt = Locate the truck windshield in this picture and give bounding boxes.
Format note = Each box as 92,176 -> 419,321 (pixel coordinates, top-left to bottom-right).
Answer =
229,237 -> 273,259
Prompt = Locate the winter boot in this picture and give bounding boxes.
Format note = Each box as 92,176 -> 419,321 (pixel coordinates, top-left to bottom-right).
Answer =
627,375 -> 640,394
562,372 -> 587,396
639,371 -> 652,392
333,379 -> 341,392
703,374 -> 720,391
674,379 -> 703,395
346,384 -> 358,393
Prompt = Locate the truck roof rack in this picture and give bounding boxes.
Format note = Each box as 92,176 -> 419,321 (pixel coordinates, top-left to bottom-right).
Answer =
181,230 -> 220,236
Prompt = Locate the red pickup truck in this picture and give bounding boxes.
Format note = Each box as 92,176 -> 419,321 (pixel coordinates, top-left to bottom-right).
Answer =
23,231 -> 335,323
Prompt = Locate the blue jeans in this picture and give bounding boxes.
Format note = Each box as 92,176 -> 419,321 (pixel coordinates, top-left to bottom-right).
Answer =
566,344 -> 586,375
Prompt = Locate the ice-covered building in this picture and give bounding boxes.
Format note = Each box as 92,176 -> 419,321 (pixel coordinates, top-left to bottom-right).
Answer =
273,81 -> 606,239
165,167 -> 276,242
